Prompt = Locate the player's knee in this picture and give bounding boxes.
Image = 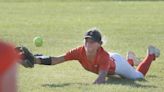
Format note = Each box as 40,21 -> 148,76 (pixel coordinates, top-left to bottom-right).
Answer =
128,73 -> 144,80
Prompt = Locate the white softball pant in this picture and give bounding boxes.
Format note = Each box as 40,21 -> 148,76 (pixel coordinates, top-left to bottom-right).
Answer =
109,52 -> 144,80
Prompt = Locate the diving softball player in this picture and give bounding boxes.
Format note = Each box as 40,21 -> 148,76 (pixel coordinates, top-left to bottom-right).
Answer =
17,28 -> 160,84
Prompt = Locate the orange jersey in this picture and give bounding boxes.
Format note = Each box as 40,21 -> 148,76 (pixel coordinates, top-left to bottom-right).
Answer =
64,46 -> 115,75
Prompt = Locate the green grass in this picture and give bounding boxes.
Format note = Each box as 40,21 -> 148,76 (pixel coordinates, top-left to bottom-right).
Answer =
0,1 -> 164,92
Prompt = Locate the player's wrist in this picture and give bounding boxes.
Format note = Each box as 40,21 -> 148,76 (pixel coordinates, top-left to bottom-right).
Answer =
34,58 -> 41,64
34,54 -> 52,65
40,57 -> 52,65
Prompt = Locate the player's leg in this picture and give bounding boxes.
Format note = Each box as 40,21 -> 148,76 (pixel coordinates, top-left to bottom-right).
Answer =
126,51 -> 141,66
110,52 -> 144,80
136,45 -> 160,76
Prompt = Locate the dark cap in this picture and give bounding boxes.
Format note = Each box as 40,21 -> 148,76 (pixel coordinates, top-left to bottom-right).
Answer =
84,28 -> 102,43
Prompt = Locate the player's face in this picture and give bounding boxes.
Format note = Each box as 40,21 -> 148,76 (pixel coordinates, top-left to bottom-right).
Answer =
84,38 -> 100,53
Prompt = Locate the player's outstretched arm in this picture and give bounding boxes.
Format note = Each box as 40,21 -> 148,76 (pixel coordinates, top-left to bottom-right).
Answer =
16,46 -> 67,68
35,55 -> 66,65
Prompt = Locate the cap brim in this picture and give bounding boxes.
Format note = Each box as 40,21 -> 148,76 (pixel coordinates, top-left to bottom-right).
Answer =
84,36 -> 97,42
84,36 -> 92,39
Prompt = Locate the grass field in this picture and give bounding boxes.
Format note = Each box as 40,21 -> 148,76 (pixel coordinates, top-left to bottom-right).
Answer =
0,0 -> 164,92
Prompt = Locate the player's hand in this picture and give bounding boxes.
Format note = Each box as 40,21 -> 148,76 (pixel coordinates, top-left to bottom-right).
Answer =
93,70 -> 107,84
15,46 -> 35,68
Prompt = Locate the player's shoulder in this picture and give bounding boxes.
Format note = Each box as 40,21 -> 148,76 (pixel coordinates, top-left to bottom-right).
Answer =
97,47 -> 110,60
98,47 -> 109,56
74,45 -> 84,50
69,45 -> 85,53
97,47 -> 111,64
